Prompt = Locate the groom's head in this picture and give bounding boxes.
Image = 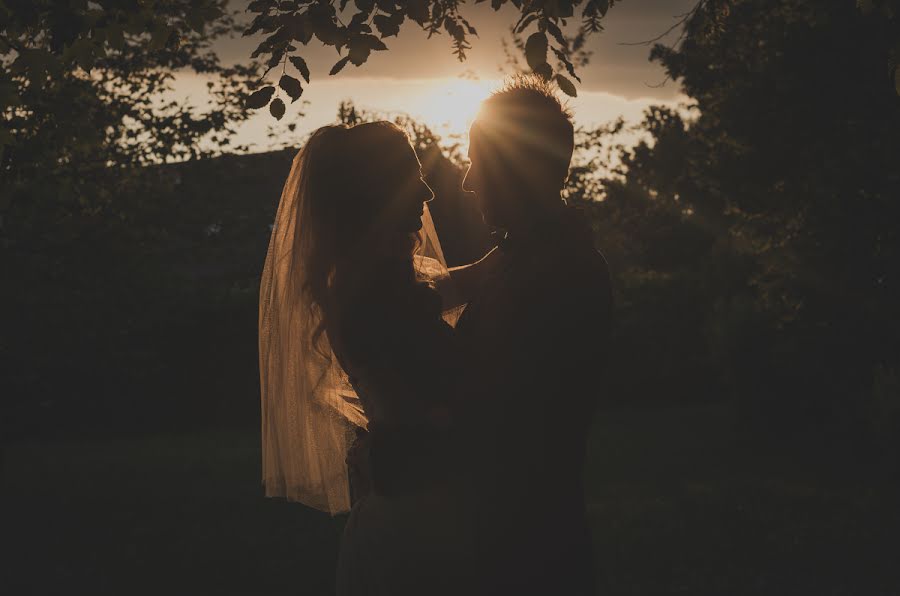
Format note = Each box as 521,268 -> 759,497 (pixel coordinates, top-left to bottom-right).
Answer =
463,75 -> 574,229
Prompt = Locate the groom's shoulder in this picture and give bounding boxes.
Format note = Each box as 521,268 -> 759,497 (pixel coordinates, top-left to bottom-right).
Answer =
588,247 -> 612,287
573,247 -> 612,308
520,243 -> 610,323
543,238 -> 611,289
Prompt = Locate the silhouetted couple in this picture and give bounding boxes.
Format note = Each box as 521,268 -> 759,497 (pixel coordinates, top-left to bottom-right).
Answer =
259,75 -> 611,596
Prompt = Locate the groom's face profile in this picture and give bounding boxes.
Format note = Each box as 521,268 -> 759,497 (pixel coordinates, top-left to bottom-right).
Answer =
463,120 -> 562,230
463,97 -> 575,230
462,124 -> 492,225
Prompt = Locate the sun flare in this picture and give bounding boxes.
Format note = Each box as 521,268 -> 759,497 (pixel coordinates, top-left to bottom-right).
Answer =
415,78 -> 498,141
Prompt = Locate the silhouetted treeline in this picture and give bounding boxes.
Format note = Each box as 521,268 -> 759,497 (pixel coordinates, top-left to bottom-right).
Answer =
1,130 -> 489,441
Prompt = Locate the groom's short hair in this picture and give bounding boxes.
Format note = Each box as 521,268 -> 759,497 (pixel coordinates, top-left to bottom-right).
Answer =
476,75 -> 575,189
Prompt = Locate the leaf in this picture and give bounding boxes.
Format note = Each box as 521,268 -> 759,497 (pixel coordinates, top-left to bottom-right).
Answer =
246,85 -> 276,109
374,14 -> 400,37
533,62 -> 552,80
270,97 -> 286,120
407,0 -> 429,24
247,0 -> 271,13
186,9 -> 207,33
63,38 -> 97,72
348,38 -> 371,66
279,74 -> 303,102
0,81 -> 21,107
290,13 -> 314,44
553,47 -> 582,82
555,73 -> 577,97
364,34 -> 388,51
556,0 -> 575,18
525,32 -> 548,70
289,56 -> 310,82
346,34 -> 387,66
149,23 -> 171,52
311,8 -> 342,46
244,14 -> 266,37
329,55 -> 351,75
349,11 -> 372,31
267,50 -> 284,68
106,25 -> 125,51
515,13 -> 539,34
545,21 -> 566,48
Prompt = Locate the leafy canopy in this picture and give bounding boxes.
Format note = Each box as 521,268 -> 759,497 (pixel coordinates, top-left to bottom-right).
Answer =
243,0 -> 622,117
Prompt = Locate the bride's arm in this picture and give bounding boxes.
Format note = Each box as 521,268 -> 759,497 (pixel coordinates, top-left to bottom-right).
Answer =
434,246 -> 501,309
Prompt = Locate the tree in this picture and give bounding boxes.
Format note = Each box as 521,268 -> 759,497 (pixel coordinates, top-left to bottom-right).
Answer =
856,0 -> 900,95
626,0 -> 900,425
0,0 -> 261,241
0,1 -> 266,434
243,0 -> 624,118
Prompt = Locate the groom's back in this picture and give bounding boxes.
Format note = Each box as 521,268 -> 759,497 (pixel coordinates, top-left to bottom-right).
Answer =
456,211 -> 611,595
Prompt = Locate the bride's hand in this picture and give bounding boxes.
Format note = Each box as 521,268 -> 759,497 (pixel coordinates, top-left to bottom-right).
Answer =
346,428 -> 373,492
346,429 -> 369,464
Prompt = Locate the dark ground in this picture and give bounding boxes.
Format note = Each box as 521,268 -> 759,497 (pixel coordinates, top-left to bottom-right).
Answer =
4,403 -> 898,596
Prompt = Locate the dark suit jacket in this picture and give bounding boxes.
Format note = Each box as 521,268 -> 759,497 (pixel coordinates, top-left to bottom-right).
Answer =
455,208 -> 612,595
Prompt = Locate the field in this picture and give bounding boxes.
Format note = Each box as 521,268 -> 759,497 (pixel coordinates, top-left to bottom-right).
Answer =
4,404 -> 899,596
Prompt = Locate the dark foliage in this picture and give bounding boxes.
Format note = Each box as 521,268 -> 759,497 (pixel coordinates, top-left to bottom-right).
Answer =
592,0 -> 900,450
1,1 -> 261,251
2,150 -> 291,440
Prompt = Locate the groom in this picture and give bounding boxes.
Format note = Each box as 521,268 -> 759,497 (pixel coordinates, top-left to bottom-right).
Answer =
454,76 -> 612,595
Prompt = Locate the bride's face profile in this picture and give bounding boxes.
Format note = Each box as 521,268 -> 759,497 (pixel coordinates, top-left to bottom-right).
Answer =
304,121 -> 434,262
378,141 -> 434,237
363,133 -> 434,257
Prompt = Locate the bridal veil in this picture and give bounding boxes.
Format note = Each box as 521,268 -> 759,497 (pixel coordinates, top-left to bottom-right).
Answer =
258,128 -> 450,514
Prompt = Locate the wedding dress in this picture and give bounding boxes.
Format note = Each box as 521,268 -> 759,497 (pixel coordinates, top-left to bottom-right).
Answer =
328,259 -> 474,596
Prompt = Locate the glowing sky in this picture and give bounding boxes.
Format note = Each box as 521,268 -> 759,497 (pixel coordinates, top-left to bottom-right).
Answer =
177,0 -> 697,152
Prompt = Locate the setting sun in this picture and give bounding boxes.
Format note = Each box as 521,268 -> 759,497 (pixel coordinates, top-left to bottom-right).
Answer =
415,78 -> 498,139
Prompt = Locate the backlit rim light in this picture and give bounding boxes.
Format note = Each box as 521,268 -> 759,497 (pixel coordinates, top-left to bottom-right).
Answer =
414,78 -> 499,140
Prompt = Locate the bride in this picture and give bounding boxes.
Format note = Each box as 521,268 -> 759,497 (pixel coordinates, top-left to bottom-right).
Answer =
258,122 -> 480,595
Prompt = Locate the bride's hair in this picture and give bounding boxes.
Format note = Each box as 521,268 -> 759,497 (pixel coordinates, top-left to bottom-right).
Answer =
292,121 -> 422,343
259,121 -> 448,513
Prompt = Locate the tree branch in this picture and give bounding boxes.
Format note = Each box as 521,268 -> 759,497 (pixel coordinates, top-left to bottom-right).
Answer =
617,1 -> 704,47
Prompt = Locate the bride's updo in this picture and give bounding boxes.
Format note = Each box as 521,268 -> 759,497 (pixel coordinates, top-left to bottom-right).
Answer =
294,121 -> 426,326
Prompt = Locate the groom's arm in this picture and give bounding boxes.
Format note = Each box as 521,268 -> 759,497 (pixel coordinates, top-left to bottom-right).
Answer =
436,246 -> 501,309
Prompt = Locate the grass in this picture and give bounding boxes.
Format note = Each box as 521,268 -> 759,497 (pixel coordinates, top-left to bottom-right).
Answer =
3,404 -> 899,595
588,405 -> 900,595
